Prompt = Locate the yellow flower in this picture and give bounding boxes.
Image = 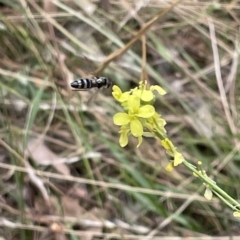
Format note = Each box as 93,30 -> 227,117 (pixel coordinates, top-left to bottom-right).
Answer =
161,138 -> 183,166
113,95 -> 155,147
113,95 -> 155,137
112,81 -> 167,148
119,125 -> 130,147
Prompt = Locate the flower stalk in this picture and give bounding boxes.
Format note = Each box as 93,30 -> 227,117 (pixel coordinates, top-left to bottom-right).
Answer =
112,80 -> 240,217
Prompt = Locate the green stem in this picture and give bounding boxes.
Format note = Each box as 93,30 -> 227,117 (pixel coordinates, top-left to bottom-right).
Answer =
183,160 -> 240,208
154,129 -> 240,213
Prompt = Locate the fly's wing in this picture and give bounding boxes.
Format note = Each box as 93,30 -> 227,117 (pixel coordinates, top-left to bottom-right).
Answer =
72,54 -> 96,87
83,55 -> 96,76
87,84 -> 111,105
86,88 -> 99,105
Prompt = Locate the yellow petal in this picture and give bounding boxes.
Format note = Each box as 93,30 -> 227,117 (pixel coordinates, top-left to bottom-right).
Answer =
136,136 -> 143,148
137,105 -> 155,118
156,117 -> 166,127
150,85 -> 166,95
119,131 -> 129,147
173,151 -> 183,166
132,89 -> 142,98
128,95 -> 140,113
113,113 -> 130,125
165,162 -> 174,172
141,90 -> 154,102
204,188 -> 213,200
119,92 -> 130,102
130,118 -> 143,137
113,85 -> 121,92
112,85 -> 122,100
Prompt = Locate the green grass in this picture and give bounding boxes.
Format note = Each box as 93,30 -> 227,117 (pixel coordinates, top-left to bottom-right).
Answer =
0,0 -> 240,239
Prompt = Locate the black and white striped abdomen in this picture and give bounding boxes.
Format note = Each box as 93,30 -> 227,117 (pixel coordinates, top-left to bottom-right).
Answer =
71,78 -> 93,90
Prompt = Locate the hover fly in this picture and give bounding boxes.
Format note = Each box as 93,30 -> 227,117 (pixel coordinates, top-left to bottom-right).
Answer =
71,76 -> 112,91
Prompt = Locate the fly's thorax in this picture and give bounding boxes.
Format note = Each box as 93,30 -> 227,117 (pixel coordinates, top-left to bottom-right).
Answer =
96,77 -> 112,89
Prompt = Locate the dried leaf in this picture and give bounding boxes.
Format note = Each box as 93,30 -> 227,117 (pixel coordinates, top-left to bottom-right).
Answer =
27,138 -> 70,175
